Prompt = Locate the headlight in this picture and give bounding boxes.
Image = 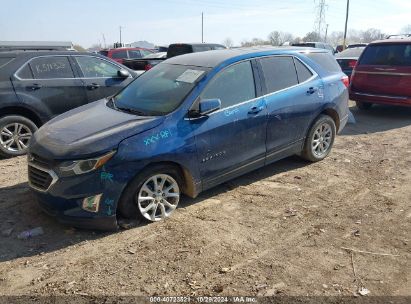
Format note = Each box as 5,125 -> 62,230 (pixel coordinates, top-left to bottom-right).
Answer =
59,151 -> 116,176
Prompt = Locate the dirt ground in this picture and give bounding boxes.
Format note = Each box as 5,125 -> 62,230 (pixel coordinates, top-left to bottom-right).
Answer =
0,104 -> 410,299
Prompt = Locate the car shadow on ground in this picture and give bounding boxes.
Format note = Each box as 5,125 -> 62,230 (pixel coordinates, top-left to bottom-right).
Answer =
0,156 -> 308,263
342,104 -> 411,136
179,156 -> 308,208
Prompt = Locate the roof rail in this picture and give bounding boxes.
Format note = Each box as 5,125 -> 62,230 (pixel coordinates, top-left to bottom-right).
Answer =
386,34 -> 411,39
0,41 -> 74,52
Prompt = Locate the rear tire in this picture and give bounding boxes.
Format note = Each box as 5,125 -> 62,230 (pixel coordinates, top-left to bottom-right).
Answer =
301,115 -> 336,162
0,115 -> 38,158
356,101 -> 372,110
117,164 -> 183,222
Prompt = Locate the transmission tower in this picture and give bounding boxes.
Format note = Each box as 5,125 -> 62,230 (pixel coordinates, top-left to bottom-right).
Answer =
314,0 -> 327,41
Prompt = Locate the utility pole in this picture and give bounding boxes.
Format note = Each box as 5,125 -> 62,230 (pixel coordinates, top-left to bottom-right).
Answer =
102,33 -> 106,49
343,0 -> 350,50
119,26 -> 123,45
314,0 -> 327,40
201,12 -> 204,43
325,24 -> 329,42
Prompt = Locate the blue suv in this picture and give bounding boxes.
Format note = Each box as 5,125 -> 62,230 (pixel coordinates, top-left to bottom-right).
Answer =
28,47 -> 349,231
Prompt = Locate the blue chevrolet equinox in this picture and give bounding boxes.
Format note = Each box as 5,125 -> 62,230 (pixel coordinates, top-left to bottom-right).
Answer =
27,47 -> 349,231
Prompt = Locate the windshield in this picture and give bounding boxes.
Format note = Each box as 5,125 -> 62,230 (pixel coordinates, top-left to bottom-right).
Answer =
113,63 -> 209,115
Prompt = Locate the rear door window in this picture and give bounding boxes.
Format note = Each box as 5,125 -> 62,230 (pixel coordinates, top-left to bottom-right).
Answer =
294,58 -> 313,83
128,50 -> 143,59
111,50 -> 128,59
305,52 -> 342,73
201,61 -> 256,108
29,56 -> 74,79
259,56 -> 299,93
359,44 -> 411,66
75,56 -> 121,78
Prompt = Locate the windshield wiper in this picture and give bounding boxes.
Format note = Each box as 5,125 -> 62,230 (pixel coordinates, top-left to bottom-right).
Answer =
117,106 -> 148,116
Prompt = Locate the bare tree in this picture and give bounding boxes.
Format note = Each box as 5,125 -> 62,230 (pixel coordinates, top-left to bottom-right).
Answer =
268,31 -> 281,46
303,31 -> 321,42
268,31 -> 294,46
361,28 -> 384,43
222,38 -> 234,48
328,31 -> 344,46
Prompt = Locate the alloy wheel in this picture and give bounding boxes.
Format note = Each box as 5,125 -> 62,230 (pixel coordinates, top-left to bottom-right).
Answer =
0,123 -> 32,152
137,174 -> 180,221
311,122 -> 333,158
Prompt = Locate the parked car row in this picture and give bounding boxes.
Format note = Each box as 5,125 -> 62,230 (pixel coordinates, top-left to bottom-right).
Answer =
122,43 -> 226,74
1,36 -> 410,231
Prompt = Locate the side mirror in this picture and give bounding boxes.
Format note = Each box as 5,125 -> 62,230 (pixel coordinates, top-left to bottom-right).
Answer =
118,69 -> 130,78
199,98 -> 221,115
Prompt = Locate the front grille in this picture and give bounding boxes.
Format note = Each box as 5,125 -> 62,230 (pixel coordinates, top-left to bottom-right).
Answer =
28,165 -> 53,191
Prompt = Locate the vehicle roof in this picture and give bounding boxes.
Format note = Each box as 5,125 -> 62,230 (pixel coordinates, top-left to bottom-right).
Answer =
0,50 -> 103,58
165,46 -> 326,68
169,43 -> 225,47
107,47 -> 148,51
335,47 -> 365,58
369,38 -> 411,45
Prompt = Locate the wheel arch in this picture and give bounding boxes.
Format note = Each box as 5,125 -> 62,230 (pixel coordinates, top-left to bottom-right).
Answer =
0,106 -> 44,127
132,161 -> 198,198
320,107 -> 340,131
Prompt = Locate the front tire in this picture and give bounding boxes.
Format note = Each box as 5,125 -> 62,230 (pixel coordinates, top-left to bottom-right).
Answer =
117,165 -> 183,222
301,115 -> 336,162
356,101 -> 372,110
0,115 -> 38,158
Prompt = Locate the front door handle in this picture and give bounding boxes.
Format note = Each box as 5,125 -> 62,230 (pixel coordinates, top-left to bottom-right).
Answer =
248,106 -> 263,114
87,83 -> 100,90
28,83 -> 42,91
306,87 -> 317,95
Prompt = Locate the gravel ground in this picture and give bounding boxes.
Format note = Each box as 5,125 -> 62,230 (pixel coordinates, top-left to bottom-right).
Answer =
0,104 -> 410,299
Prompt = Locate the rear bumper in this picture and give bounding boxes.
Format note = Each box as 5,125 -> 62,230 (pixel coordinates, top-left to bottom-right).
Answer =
339,114 -> 349,133
350,91 -> 411,106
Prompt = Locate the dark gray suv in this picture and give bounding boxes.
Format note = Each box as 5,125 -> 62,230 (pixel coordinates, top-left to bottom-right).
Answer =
0,51 -> 136,157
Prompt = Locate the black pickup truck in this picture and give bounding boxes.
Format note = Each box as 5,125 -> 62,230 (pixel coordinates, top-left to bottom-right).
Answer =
123,43 -> 226,74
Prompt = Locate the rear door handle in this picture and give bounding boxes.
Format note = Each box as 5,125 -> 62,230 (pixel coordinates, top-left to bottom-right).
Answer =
306,87 -> 317,95
248,106 -> 263,114
28,83 -> 42,91
86,83 -> 100,90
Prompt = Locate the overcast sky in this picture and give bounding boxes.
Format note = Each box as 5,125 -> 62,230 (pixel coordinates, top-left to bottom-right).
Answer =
1,0 -> 410,48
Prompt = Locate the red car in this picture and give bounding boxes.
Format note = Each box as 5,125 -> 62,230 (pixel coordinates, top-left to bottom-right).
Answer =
98,48 -> 153,64
350,38 -> 411,109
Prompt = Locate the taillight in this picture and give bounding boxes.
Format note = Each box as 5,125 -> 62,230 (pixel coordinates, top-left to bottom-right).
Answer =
144,64 -> 153,71
341,75 -> 349,88
348,60 -> 357,68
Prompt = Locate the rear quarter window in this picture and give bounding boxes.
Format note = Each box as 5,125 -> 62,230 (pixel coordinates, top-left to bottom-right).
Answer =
359,44 -> 411,66
305,52 -> 341,73
294,58 -> 313,83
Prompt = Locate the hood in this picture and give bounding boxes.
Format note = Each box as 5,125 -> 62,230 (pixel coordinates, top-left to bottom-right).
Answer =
30,99 -> 165,159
